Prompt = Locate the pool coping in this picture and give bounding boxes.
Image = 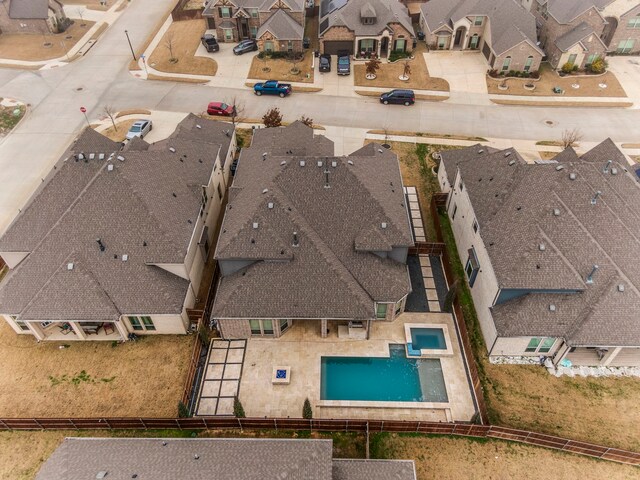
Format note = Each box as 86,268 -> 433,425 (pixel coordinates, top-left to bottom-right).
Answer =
404,323 -> 454,357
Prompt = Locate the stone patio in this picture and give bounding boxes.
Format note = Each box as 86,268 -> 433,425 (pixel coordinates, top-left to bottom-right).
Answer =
238,312 -> 475,421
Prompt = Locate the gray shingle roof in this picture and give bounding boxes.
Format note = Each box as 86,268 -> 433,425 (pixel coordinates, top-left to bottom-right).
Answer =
320,0 -> 414,38
203,0 -> 304,16
439,144 -> 501,185
453,139 -> 640,346
420,0 -> 543,56
212,124 -> 413,321
537,0 -> 612,24
258,8 -> 304,40
0,116 -> 233,322
8,0 -> 49,19
333,459 -> 416,480
554,21 -> 606,51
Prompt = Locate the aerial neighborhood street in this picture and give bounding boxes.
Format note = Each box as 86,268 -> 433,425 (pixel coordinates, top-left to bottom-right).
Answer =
0,0 -> 639,478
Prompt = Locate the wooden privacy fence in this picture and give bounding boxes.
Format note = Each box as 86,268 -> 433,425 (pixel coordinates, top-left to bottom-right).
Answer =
0,417 -> 638,466
171,0 -> 203,21
408,241 -> 446,256
180,334 -> 204,407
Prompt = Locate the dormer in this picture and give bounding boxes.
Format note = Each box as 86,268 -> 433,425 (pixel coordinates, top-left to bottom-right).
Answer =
360,2 -> 376,25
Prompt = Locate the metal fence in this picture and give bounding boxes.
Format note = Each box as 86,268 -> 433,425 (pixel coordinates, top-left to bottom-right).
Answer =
171,0 -> 203,21
0,417 -> 637,466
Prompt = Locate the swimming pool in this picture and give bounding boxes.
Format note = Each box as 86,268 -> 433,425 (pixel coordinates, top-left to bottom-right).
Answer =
410,327 -> 447,350
320,344 -> 448,403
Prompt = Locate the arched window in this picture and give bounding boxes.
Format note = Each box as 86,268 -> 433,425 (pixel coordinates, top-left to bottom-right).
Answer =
524,55 -> 534,71
501,56 -> 511,71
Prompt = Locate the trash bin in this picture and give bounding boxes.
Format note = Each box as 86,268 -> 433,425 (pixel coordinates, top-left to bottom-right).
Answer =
314,49 -> 320,58
412,38 -> 417,49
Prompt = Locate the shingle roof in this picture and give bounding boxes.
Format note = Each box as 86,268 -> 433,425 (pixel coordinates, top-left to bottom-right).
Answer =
554,21 -> 606,51
421,0 -> 543,56
36,438 -> 334,480
8,0 -> 49,19
0,116 -> 233,322
320,0 -> 414,38
454,139 -> 640,346
439,144 -> 501,185
537,0 -> 611,24
36,438 -> 416,480
203,0 -> 304,15
212,124 -> 413,320
258,8 -> 304,40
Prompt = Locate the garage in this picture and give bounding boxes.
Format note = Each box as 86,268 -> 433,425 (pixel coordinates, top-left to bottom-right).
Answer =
322,40 -> 354,55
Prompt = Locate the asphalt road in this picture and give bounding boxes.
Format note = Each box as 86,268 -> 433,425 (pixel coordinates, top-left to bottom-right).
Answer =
0,0 -> 639,233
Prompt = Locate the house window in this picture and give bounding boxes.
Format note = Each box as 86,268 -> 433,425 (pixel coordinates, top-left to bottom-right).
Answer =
287,40 -> 293,52
224,28 -> 233,41
249,319 -> 261,334
525,337 -> 556,353
263,319 -> 274,335
472,219 -> 478,233
362,16 -> 374,25
627,16 -> 640,28
219,6 -> 231,17
469,33 -> 479,49
585,54 -> 598,66
524,55 -> 534,71
10,316 -> 30,331
360,38 -> 375,52
451,203 -> 457,220
264,41 -> 274,52
128,316 -> 155,331
250,26 -> 257,38
250,8 -> 258,17
279,319 -> 291,334
40,321 -> 53,328
501,56 -> 511,71
474,16 -> 483,26
249,319 -> 275,336
567,53 -> 577,65
617,38 -> 635,53
465,247 -> 480,287
437,36 -> 447,49
376,303 -> 387,319
394,39 -> 406,52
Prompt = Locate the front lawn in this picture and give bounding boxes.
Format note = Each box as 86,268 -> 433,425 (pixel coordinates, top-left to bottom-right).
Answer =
0,321 -> 193,418
248,50 -> 315,83
354,43 -> 449,91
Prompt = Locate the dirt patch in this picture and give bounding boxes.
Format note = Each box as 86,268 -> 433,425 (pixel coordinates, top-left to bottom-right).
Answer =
487,64 -> 627,97
536,140 -> 564,146
368,129 -> 486,142
98,119 -> 137,142
355,90 -> 447,101
371,433 -> 639,480
492,99 -> 632,107
0,321 -> 193,418
249,50 -> 315,83
0,103 -> 25,136
0,21 -> 95,61
354,44 -> 449,92
148,19 -> 217,76
115,109 -> 152,119
538,151 -> 558,160
147,74 -> 209,83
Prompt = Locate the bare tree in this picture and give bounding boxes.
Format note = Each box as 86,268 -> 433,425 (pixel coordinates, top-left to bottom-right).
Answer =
165,32 -> 177,63
402,60 -> 412,79
226,95 -> 246,127
299,115 -> 313,127
76,8 -> 85,26
103,105 -> 118,131
262,107 -> 283,128
561,128 -> 582,149
288,51 -> 301,74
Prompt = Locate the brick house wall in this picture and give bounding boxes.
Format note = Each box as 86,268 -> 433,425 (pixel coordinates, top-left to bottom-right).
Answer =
389,22 -> 414,52
608,5 -> 640,54
257,30 -> 303,52
553,34 -> 607,69
423,28 -> 453,50
493,41 -> 542,72
320,25 -> 355,52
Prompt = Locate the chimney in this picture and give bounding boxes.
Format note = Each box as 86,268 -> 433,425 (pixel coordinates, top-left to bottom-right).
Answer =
585,264 -> 599,284
590,191 -> 602,205
292,231 -> 299,247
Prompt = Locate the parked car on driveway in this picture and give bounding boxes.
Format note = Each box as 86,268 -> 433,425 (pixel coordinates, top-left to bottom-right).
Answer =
337,52 -> 350,75
319,54 -> 331,73
380,89 -> 415,106
201,34 -> 219,52
253,80 -> 292,97
126,119 -> 152,140
233,39 -> 258,55
207,102 -> 234,116
303,37 -> 311,49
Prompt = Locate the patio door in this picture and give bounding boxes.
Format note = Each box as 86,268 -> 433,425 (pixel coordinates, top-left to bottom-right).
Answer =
249,319 -> 275,336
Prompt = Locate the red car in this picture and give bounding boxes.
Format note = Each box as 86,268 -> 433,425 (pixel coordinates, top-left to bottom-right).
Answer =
207,102 -> 235,116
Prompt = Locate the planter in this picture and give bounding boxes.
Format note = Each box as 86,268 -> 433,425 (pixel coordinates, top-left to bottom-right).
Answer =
524,83 -> 535,91
365,73 -> 377,80
399,75 -> 410,81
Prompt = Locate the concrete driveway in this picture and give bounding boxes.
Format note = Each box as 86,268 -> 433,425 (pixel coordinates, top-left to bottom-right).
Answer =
425,51 -> 490,104
607,56 -> 640,109
195,39 -> 257,87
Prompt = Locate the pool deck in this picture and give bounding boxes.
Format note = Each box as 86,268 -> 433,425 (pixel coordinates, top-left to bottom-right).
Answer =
238,312 -> 475,422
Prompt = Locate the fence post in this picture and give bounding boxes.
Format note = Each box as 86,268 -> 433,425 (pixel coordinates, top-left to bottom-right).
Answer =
70,418 -> 78,430
346,419 -> 348,433
274,418 -> 278,432
175,418 -> 182,431
34,419 -> 44,430
416,421 -> 420,433
104,418 -> 113,431
602,447 -> 610,459
141,418 -> 148,430
0,419 -> 9,431
237,418 -> 243,432
380,420 -> 384,432
452,423 -> 457,434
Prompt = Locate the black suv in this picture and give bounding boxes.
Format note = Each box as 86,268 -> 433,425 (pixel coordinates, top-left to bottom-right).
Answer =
319,54 -> 331,72
201,34 -> 219,52
380,89 -> 415,106
233,39 -> 258,55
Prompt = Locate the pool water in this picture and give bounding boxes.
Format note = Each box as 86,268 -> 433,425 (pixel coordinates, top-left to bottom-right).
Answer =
410,327 -> 447,350
320,345 -> 448,402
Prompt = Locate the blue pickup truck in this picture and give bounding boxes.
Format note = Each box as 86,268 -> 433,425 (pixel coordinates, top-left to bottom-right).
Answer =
253,80 -> 292,97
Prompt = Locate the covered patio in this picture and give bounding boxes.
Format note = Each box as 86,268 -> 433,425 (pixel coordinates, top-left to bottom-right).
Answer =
26,320 -> 126,341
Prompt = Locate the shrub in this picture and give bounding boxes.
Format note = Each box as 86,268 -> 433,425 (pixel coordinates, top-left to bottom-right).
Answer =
302,398 -> 313,419
389,50 -> 410,62
178,401 -> 190,418
529,70 -> 540,79
507,70 -> 516,77
299,115 -> 313,127
233,396 -> 246,418
561,62 -> 575,74
487,69 -> 498,78
365,57 -> 381,76
588,56 -> 606,74
262,107 -> 283,128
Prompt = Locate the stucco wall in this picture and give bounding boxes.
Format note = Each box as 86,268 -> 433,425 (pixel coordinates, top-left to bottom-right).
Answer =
491,336 -> 562,358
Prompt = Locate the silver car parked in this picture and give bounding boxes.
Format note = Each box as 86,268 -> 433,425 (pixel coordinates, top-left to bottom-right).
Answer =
126,120 -> 153,140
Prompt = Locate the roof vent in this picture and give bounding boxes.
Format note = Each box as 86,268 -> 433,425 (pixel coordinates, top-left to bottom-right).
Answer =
299,160 -> 306,167
292,231 -> 300,247
590,191 -> 602,205
553,208 -> 560,216
194,454 -> 200,460
122,254 -> 128,262
347,160 -> 354,165
162,441 -> 167,446
317,160 -> 323,167
555,165 -> 564,171
98,153 -> 105,160
504,151 -> 511,157
549,304 -> 556,312
252,222 -> 259,229
268,202 -> 274,209
585,264 -> 599,284
539,243 -> 546,251
603,160 -> 612,173
67,263 -> 74,270
78,153 -> 85,160
196,124 -> 202,129
508,159 -> 516,166
280,161 -> 286,166
618,284 -> 625,292
569,172 -> 577,180
224,129 -> 230,137
331,161 -> 337,168
324,169 -> 330,189
381,222 -> 387,229
89,153 -> 95,160
117,155 -> 125,162
262,188 -> 268,194
107,164 -> 114,172
96,238 -> 106,252
96,472 -> 108,480
478,149 -> 484,154
611,167 -> 618,175
262,152 -> 267,161
378,148 -> 383,153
